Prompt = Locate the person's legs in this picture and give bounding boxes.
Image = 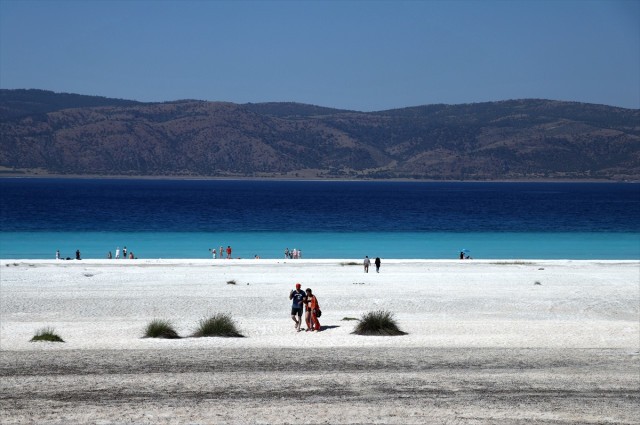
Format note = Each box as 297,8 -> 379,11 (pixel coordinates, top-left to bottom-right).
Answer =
311,311 -> 321,331
292,308 -> 303,329
305,309 -> 311,331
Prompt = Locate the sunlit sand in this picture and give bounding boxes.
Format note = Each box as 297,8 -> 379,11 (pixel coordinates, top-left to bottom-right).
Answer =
1,259 -> 638,424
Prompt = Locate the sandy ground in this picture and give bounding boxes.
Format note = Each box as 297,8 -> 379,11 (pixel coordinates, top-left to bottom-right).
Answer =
0,259 -> 639,424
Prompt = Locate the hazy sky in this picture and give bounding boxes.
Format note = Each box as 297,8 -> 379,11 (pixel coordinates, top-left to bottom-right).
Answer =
1,0 -> 638,111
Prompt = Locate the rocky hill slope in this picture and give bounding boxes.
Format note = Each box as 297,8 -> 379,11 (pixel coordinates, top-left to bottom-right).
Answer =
1,89 -> 638,180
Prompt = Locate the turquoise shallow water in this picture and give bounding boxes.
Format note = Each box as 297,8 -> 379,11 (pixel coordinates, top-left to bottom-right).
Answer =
1,231 -> 638,260
2,179 -> 638,260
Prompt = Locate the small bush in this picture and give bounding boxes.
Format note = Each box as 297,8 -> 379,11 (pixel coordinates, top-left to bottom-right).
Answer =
352,310 -> 407,336
193,313 -> 244,338
143,319 -> 180,339
30,327 -> 64,343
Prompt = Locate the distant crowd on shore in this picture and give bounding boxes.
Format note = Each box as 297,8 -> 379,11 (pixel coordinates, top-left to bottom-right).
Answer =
209,246 -> 234,259
107,246 -> 136,259
284,248 -> 302,259
55,249 -> 83,261
55,246 -> 139,260
55,247 -> 471,261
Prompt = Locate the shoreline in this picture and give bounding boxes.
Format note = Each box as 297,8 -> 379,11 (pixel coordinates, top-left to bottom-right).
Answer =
3,258 -> 639,263
1,173 -> 637,183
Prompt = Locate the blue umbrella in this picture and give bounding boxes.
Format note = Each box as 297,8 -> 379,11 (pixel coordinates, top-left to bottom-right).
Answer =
461,248 -> 471,253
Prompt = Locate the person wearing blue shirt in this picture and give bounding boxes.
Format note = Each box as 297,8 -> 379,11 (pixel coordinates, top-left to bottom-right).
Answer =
289,283 -> 306,332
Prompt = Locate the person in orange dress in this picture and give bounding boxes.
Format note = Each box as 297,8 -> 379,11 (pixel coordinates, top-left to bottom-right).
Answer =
305,288 -> 321,332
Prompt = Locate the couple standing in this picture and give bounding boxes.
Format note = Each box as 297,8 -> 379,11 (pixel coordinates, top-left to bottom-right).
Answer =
289,283 -> 321,332
364,256 -> 381,273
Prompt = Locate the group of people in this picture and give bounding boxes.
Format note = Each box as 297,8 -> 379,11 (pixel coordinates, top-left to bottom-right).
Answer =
209,246 -> 233,259
107,246 -> 135,259
284,248 -> 302,259
55,249 -> 82,260
289,283 -> 321,332
363,256 -> 381,273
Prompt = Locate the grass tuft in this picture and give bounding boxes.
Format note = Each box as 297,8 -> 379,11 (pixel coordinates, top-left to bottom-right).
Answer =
30,327 -> 64,342
351,310 -> 407,336
143,319 -> 181,339
192,313 -> 244,338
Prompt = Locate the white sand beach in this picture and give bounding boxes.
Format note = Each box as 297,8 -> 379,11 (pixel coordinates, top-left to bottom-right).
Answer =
1,259 -> 639,424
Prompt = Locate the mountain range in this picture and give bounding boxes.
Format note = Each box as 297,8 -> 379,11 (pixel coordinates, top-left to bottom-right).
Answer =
1,89 -> 638,180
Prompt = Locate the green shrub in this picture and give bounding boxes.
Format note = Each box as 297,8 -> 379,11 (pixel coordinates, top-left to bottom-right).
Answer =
193,313 -> 244,338
30,327 -> 64,342
143,319 -> 180,339
352,310 -> 407,336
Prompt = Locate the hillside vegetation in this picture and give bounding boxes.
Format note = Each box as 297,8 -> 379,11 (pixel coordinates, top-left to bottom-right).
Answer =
1,89 -> 638,180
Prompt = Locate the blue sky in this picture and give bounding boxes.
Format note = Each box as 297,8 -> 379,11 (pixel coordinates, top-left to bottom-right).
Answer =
1,0 -> 638,111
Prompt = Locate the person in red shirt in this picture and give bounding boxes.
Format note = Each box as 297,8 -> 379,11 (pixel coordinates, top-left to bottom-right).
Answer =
226,245 -> 232,259
305,288 -> 321,332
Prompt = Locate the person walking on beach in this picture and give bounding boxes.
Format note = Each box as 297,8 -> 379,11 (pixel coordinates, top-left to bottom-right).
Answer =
123,246 -> 127,258
75,249 -> 81,260
107,251 -> 112,259
364,256 -> 370,273
305,288 -> 321,332
55,250 -> 60,260
375,257 -> 381,273
115,247 -> 120,259
226,245 -> 232,259
289,283 -> 306,331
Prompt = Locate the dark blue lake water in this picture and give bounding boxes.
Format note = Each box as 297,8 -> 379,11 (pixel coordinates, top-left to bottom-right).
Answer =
1,179 -> 638,259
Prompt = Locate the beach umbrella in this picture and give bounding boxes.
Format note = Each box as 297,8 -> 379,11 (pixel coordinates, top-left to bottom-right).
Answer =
461,248 -> 471,253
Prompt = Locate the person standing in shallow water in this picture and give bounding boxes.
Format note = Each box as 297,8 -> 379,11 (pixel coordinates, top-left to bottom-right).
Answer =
375,257 -> 381,273
289,283 -> 306,331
